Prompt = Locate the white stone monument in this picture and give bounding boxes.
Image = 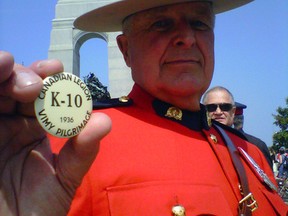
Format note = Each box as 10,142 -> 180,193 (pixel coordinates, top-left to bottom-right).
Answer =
48,0 -> 133,97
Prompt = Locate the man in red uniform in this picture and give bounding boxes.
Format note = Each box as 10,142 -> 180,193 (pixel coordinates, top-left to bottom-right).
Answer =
0,0 -> 287,216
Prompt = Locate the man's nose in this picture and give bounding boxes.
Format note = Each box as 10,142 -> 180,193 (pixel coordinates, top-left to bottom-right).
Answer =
172,21 -> 196,48
215,106 -> 223,114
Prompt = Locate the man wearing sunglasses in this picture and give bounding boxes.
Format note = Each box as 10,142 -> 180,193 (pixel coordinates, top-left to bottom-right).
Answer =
202,86 -> 272,168
202,86 -> 236,126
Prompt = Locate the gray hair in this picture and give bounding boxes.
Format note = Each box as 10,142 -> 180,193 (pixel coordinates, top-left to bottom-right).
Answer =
202,86 -> 235,105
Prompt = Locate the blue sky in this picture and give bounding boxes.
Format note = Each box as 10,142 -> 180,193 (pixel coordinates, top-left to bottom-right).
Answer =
1,0 -> 287,146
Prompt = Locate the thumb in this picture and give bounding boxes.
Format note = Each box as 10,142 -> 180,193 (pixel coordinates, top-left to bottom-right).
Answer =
56,112 -> 111,192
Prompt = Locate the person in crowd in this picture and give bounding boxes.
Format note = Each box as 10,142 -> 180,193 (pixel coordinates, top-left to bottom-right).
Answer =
233,102 -> 273,168
202,86 -> 273,169
269,147 -> 279,174
276,146 -> 288,179
0,0 -> 287,215
233,101 -> 247,130
202,86 -> 236,126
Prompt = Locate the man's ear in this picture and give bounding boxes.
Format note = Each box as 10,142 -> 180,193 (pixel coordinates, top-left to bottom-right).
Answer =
116,34 -> 131,67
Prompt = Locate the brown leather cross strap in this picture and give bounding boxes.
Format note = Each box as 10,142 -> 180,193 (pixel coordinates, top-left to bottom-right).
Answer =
214,124 -> 257,216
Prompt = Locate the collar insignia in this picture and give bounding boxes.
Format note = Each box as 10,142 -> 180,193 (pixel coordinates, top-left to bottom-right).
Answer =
165,107 -> 183,121
152,100 -> 210,131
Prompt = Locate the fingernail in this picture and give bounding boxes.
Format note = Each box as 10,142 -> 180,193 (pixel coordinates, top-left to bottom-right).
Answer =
37,59 -> 54,68
16,71 -> 41,89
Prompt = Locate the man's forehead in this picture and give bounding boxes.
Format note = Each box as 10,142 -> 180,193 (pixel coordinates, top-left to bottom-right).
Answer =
208,90 -> 233,101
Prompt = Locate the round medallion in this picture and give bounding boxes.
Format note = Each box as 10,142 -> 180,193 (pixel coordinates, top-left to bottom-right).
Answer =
34,72 -> 92,138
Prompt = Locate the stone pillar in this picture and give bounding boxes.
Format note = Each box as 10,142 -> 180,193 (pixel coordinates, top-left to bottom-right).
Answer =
48,0 -> 133,97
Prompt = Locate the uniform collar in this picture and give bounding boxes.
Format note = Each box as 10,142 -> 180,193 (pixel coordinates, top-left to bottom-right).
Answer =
128,84 -> 210,131
152,99 -> 210,131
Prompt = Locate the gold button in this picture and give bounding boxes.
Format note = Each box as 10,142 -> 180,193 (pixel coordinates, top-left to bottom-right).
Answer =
210,134 -> 217,143
172,205 -> 186,216
119,96 -> 129,103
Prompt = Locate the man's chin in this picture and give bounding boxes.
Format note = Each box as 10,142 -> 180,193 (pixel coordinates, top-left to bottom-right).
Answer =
215,119 -> 226,125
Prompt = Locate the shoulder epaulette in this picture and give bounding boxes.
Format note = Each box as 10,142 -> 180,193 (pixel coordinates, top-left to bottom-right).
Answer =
93,96 -> 133,110
212,120 -> 247,141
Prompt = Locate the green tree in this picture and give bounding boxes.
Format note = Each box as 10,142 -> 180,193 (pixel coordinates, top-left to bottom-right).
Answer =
272,97 -> 288,151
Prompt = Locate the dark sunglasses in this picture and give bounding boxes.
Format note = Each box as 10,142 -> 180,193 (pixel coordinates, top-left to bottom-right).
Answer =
205,103 -> 234,112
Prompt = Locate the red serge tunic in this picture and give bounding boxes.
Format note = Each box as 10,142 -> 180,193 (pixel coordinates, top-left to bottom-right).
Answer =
50,84 -> 287,216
